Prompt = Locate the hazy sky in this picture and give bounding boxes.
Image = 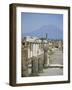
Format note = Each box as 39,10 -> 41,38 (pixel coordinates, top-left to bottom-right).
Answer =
21,12 -> 63,38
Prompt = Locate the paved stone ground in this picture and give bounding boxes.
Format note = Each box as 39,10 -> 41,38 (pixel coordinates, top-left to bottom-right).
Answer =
49,48 -> 63,65
39,68 -> 63,76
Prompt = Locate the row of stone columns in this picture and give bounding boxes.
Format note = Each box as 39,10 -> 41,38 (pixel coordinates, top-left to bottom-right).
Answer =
22,53 -> 48,77
22,43 -> 49,77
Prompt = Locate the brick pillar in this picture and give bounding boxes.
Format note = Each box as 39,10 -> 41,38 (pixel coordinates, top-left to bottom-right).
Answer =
31,56 -> 39,76
21,45 -> 29,77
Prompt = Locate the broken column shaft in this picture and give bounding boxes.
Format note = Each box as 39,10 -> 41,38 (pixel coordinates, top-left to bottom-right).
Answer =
21,45 -> 29,77
31,56 -> 39,76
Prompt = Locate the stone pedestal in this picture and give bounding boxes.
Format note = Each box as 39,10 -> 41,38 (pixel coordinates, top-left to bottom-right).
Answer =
31,56 -> 38,76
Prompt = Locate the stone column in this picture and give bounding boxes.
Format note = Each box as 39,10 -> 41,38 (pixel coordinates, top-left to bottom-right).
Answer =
21,45 -> 29,77
31,56 -> 39,76
47,54 -> 50,65
43,50 -> 48,68
38,57 -> 43,73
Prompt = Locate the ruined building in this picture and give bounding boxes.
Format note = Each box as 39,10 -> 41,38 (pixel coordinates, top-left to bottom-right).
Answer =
21,34 -> 63,77
21,35 -> 49,77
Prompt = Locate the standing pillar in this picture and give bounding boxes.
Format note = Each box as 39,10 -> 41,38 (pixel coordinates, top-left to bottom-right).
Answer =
21,45 -> 29,77
43,50 -> 48,68
31,56 -> 39,76
47,54 -> 50,65
38,57 -> 43,73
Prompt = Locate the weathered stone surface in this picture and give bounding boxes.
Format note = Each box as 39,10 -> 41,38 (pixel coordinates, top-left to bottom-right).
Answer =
22,64 -> 29,77
43,51 -> 48,68
38,56 -> 43,73
31,56 -> 39,76
21,45 -> 29,77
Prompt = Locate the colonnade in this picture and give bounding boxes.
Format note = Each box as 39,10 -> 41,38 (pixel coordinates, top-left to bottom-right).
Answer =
21,42 -> 49,77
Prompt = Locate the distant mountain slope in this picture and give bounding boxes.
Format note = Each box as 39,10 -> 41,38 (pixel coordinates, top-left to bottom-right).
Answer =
22,25 -> 63,40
